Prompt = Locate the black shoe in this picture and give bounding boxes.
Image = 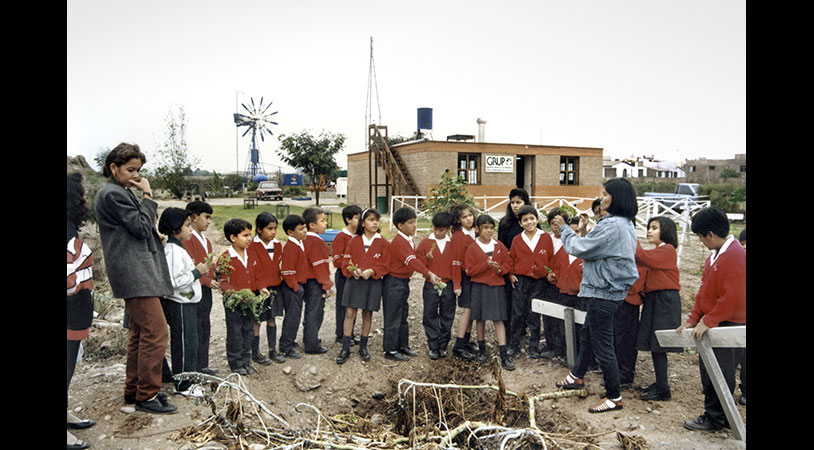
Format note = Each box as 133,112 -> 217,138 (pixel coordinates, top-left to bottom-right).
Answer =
125,391 -> 168,405
428,350 -> 441,360
284,349 -> 303,359
738,394 -> 746,406
439,349 -> 447,358
336,348 -> 350,364
400,347 -> 418,357
385,351 -> 409,361
466,341 -> 478,354
501,356 -> 516,371
526,347 -> 541,359
232,367 -> 248,375
252,353 -> 272,365
352,336 -> 361,346
136,396 -> 178,414
453,346 -> 475,361
537,349 -> 558,359
67,419 -> 96,430
506,346 -> 518,357
683,415 -> 724,432
640,389 -> 671,401
477,351 -> 488,364
305,346 -> 328,355
199,367 -> 219,375
269,350 -> 286,363
359,346 -> 371,361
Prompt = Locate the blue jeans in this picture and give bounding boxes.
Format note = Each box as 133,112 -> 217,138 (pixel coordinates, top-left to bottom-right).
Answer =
572,297 -> 622,399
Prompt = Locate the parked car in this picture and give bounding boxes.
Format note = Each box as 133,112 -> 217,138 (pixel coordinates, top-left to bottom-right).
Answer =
644,183 -> 707,210
256,181 -> 283,201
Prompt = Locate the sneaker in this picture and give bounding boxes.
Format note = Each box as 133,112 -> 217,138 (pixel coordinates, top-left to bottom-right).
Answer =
178,384 -> 206,398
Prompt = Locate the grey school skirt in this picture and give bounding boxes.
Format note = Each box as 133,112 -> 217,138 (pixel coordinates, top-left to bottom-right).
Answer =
341,277 -> 383,312
636,289 -> 682,353
469,282 -> 508,321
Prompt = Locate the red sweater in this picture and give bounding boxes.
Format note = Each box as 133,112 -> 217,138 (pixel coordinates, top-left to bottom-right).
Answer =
509,230 -> 554,279
219,247 -> 263,293
340,234 -> 390,279
548,244 -> 570,286
451,229 -> 476,291
331,229 -> 355,270
635,242 -> 681,292
625,265 -> 648,306
182,231 -> 215,288
388,232 -> 430,279
689,238 -> 746,328
557,256 -> 584,296
305,233 -> 334,291
416,236 -> 454,282
464,239 -> 513,286
280,237 -> 310,292
248,238 -> 282,289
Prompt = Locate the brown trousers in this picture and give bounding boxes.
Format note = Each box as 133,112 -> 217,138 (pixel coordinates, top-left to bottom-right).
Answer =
124,297 -> 169,402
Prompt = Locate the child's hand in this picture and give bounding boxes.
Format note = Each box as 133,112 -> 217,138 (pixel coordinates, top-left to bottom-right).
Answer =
210,280 -> 220,291
509,274 -> 518,287
428,272 -> 442,286
195,262 -> 209,274
454,288 -> 462,297
362,268 -> 375,279
259,288 -> 270,299
352,269 -> 362,279
546,272 -> 557,283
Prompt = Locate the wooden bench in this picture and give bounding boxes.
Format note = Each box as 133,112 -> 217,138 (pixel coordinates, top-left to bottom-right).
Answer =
243,197 -> 258,209
656,326 -> 746,441
531,299 -> 585,367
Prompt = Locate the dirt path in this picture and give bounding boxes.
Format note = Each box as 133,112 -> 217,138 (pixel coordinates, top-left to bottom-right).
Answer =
68,199 -> 747,449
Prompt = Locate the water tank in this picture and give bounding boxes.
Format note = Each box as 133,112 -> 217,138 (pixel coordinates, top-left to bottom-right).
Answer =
250,148 -> 260,163
417,107 -> 433,130
252,174 -> 268,183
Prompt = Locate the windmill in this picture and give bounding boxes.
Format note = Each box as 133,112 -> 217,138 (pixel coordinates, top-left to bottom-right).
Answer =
233,96 -> 278,182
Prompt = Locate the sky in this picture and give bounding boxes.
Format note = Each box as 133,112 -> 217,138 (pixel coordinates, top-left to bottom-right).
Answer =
67,0 -> 745,175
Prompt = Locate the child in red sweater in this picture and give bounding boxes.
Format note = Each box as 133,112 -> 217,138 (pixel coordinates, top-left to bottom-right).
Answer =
508,205 -> 553,358
247,212 -> 284,364
332,205 -> 362,344
336,208 -> 391,364
416,211 -> 454,360
540,208 -> 570,359
450,204 -> 479,360
302,207 -> 334,355
680,207 -> 746,432
218,219 -> 268,375
279,215 -> 309,359
635,216 -> 682,401
465,215 -> 515,370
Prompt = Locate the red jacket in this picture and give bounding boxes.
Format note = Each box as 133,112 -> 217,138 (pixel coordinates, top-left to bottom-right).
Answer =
624,265 -> 648,306
388,232 -> 430,279
305,233 -> 334,291
280,237 -> 310,292
182,231 -> 215,288
464,239 -> 512,286
340,233 -> 390,279
557,255 -> 584,296
451,229 -> 476,291
218,247 -> 263,293
331,228 -> 355,270
416,235 -> 453,282
248,237 -> 282,289
635,242 -> 681,293
509,230 -> 554,279
689,237 -> 746,328
548,242 -> 570,286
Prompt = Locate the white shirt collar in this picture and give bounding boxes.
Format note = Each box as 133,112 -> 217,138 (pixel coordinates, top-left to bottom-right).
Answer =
191,229 -> 208,248
362,232 -> 381,249
397,230 -> 415,248
253,235 -> 279,249
228,245 -> 248,268
710,235 -> 735,264
549,231 -> 563,253
341,227 -> 355,236
307,231 -> 324,241
430,233 -> 450,253
476,237 -> 497,252
521,229 -> 542,251
287,235 -> 305,252
461,227 -> 476,239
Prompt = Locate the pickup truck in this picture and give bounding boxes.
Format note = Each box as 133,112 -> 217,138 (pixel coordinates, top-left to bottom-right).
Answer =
644,183 -> 707,210
256,181 -> 283,201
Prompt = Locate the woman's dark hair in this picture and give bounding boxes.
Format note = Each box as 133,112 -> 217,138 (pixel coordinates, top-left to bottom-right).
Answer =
67,172 -> 89,228
690,206 -> 730,238
102,143 -> 147,178
255,211 -> 278,232
158,207 -> 191,236
356,208 -> 381,235
504,188 -> 531,217
602,178 -> 638,220
450,203 -> 477,232
648,216 -> 678,248
224,218 -> 252,240
476,214 -> 496,228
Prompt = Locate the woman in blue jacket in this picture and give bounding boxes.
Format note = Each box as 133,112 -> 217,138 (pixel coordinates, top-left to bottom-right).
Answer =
551,178 -> 639,413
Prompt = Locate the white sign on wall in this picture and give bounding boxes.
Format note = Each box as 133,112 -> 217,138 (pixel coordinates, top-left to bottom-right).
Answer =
484,155 -> 514,173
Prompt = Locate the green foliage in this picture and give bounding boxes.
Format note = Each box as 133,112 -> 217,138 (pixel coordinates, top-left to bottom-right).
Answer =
277,130 -> 344,205
719,168 -> 741,180
283,185 -> 306,197
152,105 -> 200,198
424,169 -> 477,216
698,184 -> 746,213
222,173 -> 245,192
93,146 -> 111,172
630,180 -> 679,197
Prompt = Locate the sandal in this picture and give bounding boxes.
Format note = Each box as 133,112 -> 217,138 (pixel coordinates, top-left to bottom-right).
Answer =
556,373 -> 585,389
588,397 -> 623,413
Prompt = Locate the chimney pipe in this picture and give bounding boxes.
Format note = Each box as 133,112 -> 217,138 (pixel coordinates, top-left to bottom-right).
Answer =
477,118 -> 486,142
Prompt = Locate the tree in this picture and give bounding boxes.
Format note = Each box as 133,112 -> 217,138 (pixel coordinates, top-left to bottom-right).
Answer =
93,146 -> 111,172
720,167 -> 741,182
277,130 -> 344,205
424,169 -> 477,216
153,105 -> 200,198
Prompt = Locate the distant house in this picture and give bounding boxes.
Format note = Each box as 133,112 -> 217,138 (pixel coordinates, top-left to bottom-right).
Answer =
684,153 -> 746,184
603,155 -> 686,180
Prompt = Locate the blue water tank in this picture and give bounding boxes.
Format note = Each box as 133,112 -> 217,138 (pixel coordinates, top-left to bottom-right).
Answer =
417,107 -> 433,130
250,148 -> 260,164
252,174 -> 268,183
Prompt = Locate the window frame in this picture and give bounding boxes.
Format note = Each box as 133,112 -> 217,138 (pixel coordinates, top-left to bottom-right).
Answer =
457,153 -> 481,185
559,156 -> 579,186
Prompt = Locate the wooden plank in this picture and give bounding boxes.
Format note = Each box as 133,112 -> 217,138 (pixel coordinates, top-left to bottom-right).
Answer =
563,308 -> 576,367
531,299 -> 586,324
655,326 -> 745,349
696,337 -> 746,441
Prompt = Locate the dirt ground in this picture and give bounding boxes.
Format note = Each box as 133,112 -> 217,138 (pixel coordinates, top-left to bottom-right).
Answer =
68,198 -> 747,449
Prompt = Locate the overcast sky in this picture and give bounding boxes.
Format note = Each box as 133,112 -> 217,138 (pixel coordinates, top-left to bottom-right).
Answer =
67,0 -> 745,175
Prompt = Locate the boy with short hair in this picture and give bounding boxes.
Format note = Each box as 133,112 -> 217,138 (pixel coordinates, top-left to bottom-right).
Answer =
384,207 -> 442,361
416,211 -> 456,360
278,214 -> 309,359
508,205 -> 553,358
182,200 -> 220,375
301,206 -> 334,355
680,206 -> 746,432
539,207 -> 570,359
332,205 -> 362,344
219,218 -> 268,375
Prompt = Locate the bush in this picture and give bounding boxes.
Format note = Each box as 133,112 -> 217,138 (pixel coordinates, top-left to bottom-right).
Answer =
425,169 -> 477,216
699,184 -> 746,213
283,186 -> 306,197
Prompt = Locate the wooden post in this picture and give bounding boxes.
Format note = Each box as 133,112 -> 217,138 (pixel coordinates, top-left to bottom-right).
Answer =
531,299 -> 586,368
655,327 -> 746,441
563,307 -> 576,367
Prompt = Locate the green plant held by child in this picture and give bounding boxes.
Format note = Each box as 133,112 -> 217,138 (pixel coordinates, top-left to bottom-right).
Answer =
434,281 -> 447,296
205,251 -> 234,281
222,288 -> 270,323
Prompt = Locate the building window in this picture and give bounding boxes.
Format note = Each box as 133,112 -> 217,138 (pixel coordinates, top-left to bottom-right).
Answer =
708,165 -> 716,170
740,165 -> 746,173
458,153 -> 480,184
689,166 -> 696,172
560,156 -> 579,185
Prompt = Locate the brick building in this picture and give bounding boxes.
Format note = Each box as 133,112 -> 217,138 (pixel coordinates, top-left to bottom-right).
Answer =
684,153 -> 746,184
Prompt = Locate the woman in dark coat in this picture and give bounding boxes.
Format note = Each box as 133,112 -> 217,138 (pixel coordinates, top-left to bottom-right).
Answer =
95,143 -> 176,414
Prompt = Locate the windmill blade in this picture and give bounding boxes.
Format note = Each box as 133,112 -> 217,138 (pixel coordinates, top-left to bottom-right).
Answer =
259,128 -> 266,142
241,102 -> 252,114
261,101 -> 274,115
264,126 -> 274,136
242,127 -> 253,137
259,96 -> 265,110
250,97 -> 256,111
